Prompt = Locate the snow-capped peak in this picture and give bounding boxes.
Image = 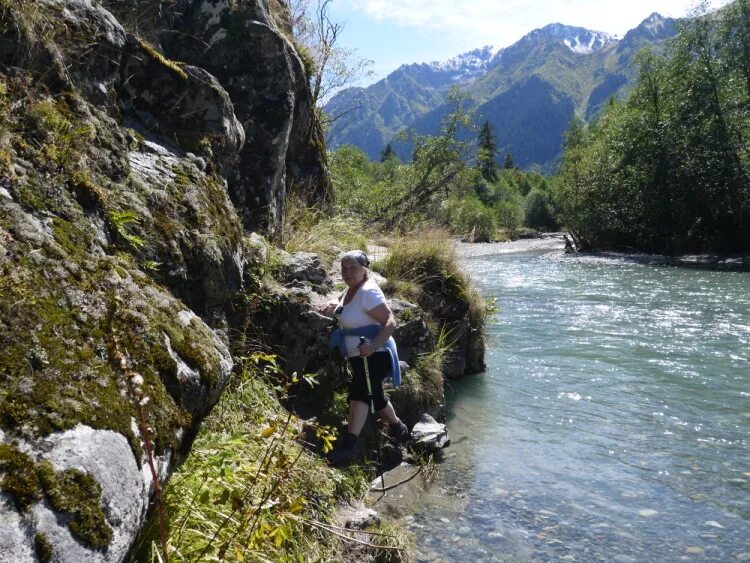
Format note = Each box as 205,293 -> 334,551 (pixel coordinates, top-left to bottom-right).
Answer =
521,23 -> 616,55
641,12 -> 667,33
563,31 -> 614,54
428,46 -> 497,82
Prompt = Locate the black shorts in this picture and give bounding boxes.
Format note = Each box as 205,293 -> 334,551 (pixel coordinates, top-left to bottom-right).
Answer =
347,351 -> 390,411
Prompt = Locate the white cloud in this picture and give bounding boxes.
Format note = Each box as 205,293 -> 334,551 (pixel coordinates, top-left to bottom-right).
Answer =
347,0 -> 731,46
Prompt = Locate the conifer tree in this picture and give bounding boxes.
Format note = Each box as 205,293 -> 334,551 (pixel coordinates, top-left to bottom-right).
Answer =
477,121 -> 498,182
380,143 -> 396,162
503,152 -> 515,170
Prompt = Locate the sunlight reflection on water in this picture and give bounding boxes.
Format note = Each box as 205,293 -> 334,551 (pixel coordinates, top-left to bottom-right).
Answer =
409,240 -> 750,562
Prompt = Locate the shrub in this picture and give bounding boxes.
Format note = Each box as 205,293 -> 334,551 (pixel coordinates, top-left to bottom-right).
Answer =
523,188 -> 558,230
441,195 -> 496,242
494,199 -> 523,235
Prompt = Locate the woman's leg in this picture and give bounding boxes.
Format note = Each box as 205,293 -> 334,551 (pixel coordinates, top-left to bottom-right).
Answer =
376,401 -> 399,424
347,400 -> 369,435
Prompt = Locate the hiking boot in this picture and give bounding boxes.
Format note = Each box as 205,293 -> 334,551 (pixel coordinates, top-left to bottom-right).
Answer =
326,432 -> 358,467
389,421 -> 410,444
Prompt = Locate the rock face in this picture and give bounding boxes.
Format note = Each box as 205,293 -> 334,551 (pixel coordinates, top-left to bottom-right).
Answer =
160,0 -> 331,233
0,0 -> 328,560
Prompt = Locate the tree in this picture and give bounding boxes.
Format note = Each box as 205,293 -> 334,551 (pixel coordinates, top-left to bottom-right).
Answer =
476,120 -> 498,182
503,153 -> 515,169
380,143 -> 397,163
376,91 -> 475,227
290,0 -> 373,122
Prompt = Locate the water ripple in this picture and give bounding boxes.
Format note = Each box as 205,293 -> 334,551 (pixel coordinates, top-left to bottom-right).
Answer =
411,243 -> 750,562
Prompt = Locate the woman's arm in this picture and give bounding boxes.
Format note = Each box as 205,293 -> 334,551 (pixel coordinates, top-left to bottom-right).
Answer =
359,303 -> 397,356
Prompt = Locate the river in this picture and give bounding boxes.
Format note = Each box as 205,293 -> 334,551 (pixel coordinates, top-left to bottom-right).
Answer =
407,238 -> 750,562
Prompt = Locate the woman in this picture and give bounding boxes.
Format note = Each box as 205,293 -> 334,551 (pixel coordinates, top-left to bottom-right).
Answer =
322,250 -> 409,467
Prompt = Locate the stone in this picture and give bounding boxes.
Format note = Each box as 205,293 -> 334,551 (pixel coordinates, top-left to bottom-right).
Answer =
410,414 -> 450,452
704,520 -> 724,529
684,547 -> 705,555
0,0 -> 127,106
280,252 -> 330,289
390,298 -> 433,366
344,507 -> 380,530
638,509 -> 659,517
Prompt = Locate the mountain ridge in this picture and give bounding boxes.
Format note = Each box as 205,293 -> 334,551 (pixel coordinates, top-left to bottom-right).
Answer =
325,12 -> 679,170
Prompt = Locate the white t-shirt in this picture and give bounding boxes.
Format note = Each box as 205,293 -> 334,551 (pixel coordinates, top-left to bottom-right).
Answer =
338,278 -> 388,358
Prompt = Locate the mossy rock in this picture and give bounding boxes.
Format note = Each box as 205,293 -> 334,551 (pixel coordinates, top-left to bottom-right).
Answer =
0,444 -> 112,549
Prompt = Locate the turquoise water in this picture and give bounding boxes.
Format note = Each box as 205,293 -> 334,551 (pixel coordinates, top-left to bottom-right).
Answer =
410,241 -> 750,562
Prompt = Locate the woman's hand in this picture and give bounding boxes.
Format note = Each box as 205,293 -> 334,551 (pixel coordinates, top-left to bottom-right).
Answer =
317,301 -> 338,316
358,342 -> 376,357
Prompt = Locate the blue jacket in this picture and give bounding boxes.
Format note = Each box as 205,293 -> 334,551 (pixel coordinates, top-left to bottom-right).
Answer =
329,325 -> 401,387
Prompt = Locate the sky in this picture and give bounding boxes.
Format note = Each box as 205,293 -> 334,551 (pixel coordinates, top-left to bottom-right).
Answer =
329,0 -> 733,86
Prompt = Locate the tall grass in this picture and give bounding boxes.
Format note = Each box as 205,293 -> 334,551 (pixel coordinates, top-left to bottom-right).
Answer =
389,327 -> 450,427
281,202 -> 370,267
374,229 -> 470,306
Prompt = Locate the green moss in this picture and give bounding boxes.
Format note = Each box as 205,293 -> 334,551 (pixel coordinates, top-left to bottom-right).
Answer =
34,533 -> 53,563
137,38 -> 188,80
52,217 -> 92,259
38,463 -> 113,549
0,444 -> 42,511
0,251 -> 193,460
0,446 -> 113,549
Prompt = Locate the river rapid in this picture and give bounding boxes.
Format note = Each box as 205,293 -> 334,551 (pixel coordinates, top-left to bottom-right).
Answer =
407,237 -> 750,562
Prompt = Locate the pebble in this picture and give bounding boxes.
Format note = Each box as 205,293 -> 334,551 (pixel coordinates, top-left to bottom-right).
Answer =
704,520 -> 724,529
487,532 -> 505,540
621,491 -> 638,498
684,547 -> 705,555
439,517 -> 450,524
638,509 -> 659,517
458,527 -> 471,535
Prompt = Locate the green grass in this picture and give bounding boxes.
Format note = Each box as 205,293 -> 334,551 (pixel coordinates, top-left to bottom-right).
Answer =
134,355 -> 410,562
374,229 -> 468,305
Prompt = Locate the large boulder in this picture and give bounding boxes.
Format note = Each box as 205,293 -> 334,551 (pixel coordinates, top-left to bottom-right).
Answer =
161,0 -> 331,234
0,0 -> 127,105
0,54 -> 238,561
120,46 -> 246,168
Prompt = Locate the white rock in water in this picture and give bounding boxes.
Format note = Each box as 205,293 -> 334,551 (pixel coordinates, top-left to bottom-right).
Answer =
704,520 -> 724,529
638,509 -> 659,517
411,414 -> 450,452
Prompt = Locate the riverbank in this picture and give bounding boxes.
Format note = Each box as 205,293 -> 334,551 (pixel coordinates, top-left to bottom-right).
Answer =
457,234 -> 750,271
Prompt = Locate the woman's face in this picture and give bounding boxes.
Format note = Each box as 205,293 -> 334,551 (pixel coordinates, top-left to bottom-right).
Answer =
341,258 -> 366,288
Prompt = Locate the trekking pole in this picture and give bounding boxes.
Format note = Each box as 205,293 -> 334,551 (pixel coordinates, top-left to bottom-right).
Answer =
360,337 -> 385,496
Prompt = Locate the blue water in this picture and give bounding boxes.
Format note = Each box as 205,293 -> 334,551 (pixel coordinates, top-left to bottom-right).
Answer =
410,241 -> 750,562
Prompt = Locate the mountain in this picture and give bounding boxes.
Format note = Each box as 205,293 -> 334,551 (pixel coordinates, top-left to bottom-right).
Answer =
324,14 -> 679,170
